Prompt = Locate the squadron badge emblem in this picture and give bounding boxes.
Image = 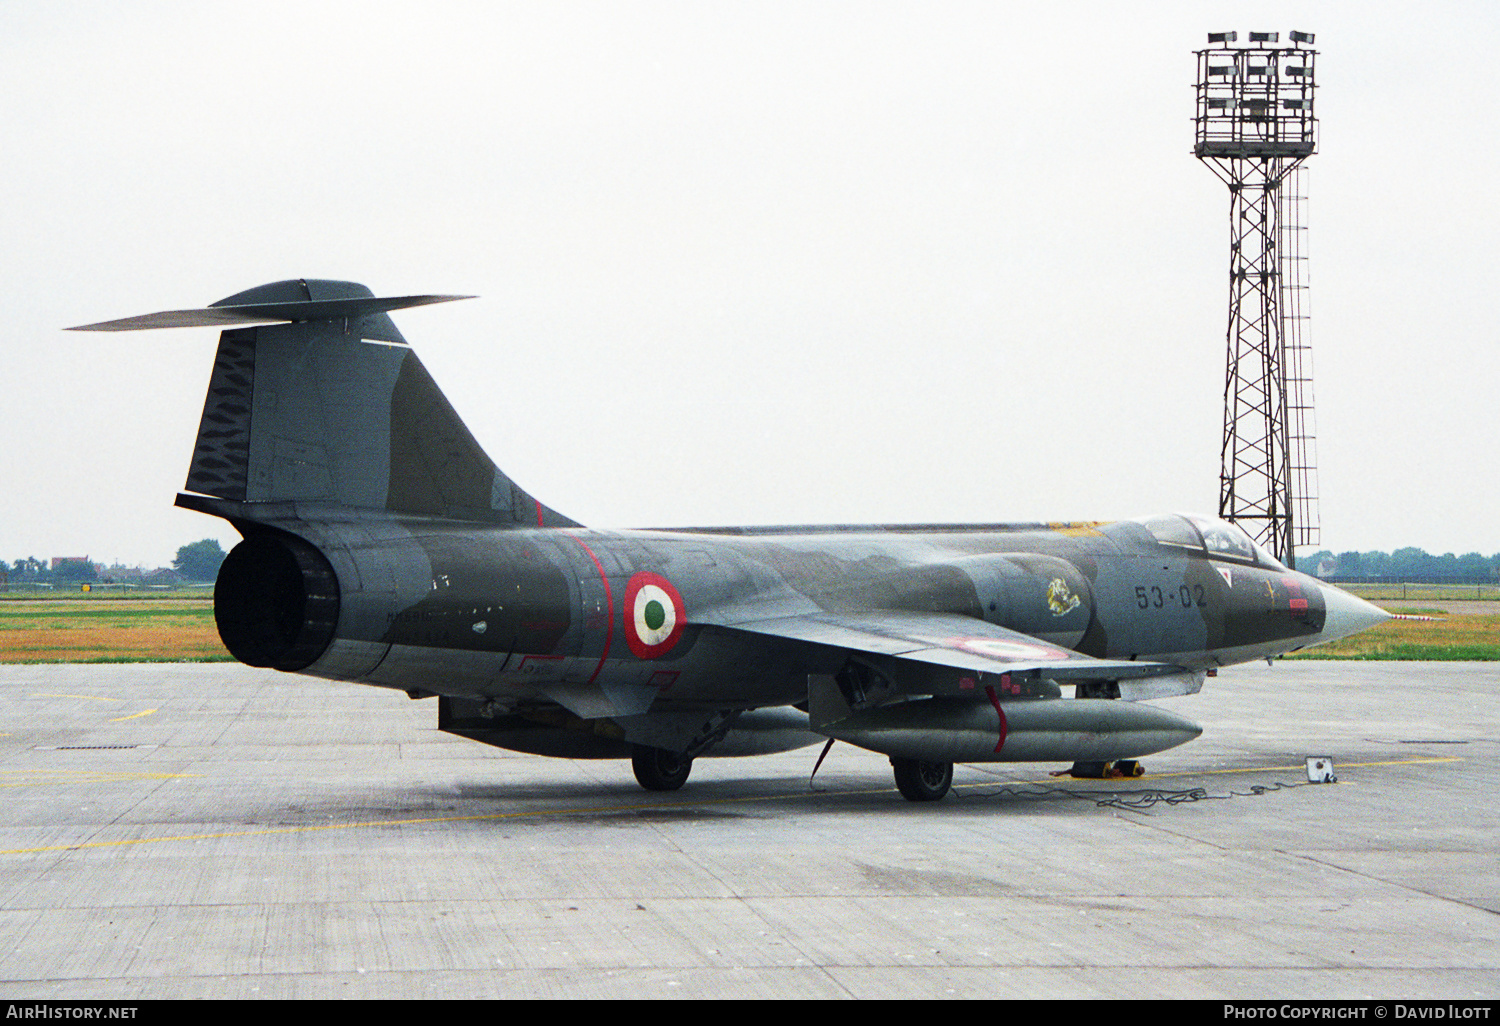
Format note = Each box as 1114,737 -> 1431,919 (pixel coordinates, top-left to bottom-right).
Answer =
1047,577 -> 1081,616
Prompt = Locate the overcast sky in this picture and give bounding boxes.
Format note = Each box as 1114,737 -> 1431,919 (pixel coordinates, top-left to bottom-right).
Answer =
2,1 -> 1496,568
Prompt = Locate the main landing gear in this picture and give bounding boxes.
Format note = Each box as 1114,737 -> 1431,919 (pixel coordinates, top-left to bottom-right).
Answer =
632,745 -> 693,791
890,757 -> 954,802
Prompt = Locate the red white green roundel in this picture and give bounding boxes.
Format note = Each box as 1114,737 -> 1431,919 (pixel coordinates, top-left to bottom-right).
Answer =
624,572 -> 686,659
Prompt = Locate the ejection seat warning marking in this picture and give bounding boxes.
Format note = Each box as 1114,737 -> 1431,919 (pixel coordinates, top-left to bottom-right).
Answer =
0,757 -> 1461,856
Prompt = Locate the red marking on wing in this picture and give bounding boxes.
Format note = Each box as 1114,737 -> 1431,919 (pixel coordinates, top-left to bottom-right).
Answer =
943,636 -> 1071,661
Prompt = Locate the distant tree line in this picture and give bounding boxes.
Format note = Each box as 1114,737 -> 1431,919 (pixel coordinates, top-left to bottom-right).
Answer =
1306,548 -> 1500,583
2,539 -> 228,586
5,539 -> 1496,586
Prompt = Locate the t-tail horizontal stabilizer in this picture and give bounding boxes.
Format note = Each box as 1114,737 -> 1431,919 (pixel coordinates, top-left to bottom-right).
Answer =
68,294 -> 473,332
71,278 -> 576,528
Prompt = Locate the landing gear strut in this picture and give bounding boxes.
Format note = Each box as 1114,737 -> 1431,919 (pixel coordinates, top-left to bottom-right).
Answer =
632,745 -> 693,791
891,757 -> 953,802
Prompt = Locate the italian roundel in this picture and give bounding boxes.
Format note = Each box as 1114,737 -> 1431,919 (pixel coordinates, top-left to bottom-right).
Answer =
623,571 -> 686,659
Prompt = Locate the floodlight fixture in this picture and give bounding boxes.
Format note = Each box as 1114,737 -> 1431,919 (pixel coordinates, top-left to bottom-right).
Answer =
1192,29 -> 1321,566
1289,30 -> 1315,45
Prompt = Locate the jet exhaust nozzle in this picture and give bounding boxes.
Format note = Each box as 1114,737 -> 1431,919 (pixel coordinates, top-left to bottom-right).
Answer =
214,532 -> 340,670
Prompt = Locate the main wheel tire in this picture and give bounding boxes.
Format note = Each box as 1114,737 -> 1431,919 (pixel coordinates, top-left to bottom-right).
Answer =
891,757 -> 953,802
632,745 -> 693,791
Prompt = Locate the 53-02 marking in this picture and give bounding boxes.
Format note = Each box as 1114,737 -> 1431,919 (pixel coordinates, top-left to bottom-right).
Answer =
1135,584 -> 1207,610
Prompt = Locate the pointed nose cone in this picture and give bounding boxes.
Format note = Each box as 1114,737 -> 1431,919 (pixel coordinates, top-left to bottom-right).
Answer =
1315,584 -> 1391,645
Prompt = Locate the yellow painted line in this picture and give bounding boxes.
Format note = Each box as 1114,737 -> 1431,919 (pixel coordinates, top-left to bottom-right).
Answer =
108,709 -> 156,722
0,769 -> 186,776
0,774 -> 193,780
0,787 -> 882,855
0,772 -> 193,787
962,755 -> 1461,788
0,755 -> 1460,857
30,693 -> 118,702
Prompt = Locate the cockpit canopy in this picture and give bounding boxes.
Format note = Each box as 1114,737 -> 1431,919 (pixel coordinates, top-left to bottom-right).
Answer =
1134,513 -> 1288,571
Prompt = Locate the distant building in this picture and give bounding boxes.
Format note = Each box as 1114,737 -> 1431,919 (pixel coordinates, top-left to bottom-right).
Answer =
103,565 -> 146,585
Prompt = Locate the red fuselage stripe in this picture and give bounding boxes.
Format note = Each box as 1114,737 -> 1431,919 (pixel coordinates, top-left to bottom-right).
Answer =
565,534 -> 613,684
535,498 -> 544,527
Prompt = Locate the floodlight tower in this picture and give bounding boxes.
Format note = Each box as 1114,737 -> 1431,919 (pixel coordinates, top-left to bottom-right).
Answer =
1194,30 -> 1319,567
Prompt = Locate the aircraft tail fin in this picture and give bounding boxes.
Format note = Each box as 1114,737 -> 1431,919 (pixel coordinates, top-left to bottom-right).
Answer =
74,279 -> 578,528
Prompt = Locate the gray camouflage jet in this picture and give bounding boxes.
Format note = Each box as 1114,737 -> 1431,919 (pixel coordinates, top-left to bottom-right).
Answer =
72,280 -> 1389,800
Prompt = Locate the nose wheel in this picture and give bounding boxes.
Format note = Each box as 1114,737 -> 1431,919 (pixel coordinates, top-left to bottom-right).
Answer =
632,745 -> 693,791
891,757 -> 954,802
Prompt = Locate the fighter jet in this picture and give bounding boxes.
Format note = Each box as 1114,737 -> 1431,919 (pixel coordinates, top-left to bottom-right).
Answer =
72,280 -> 1389,801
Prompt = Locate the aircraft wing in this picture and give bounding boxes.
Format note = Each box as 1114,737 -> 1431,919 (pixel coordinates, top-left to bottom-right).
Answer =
721,609 -> 1202,699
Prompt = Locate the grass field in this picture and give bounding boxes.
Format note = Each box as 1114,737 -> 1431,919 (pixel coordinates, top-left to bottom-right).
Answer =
0,595 -> 230,663
1343,582 -> 1499,602
1,589 -> 1496,662
1284,608 -> 1500,660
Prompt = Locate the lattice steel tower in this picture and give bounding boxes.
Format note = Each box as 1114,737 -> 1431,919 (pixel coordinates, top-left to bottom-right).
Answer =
1194,30 -> 1319,567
